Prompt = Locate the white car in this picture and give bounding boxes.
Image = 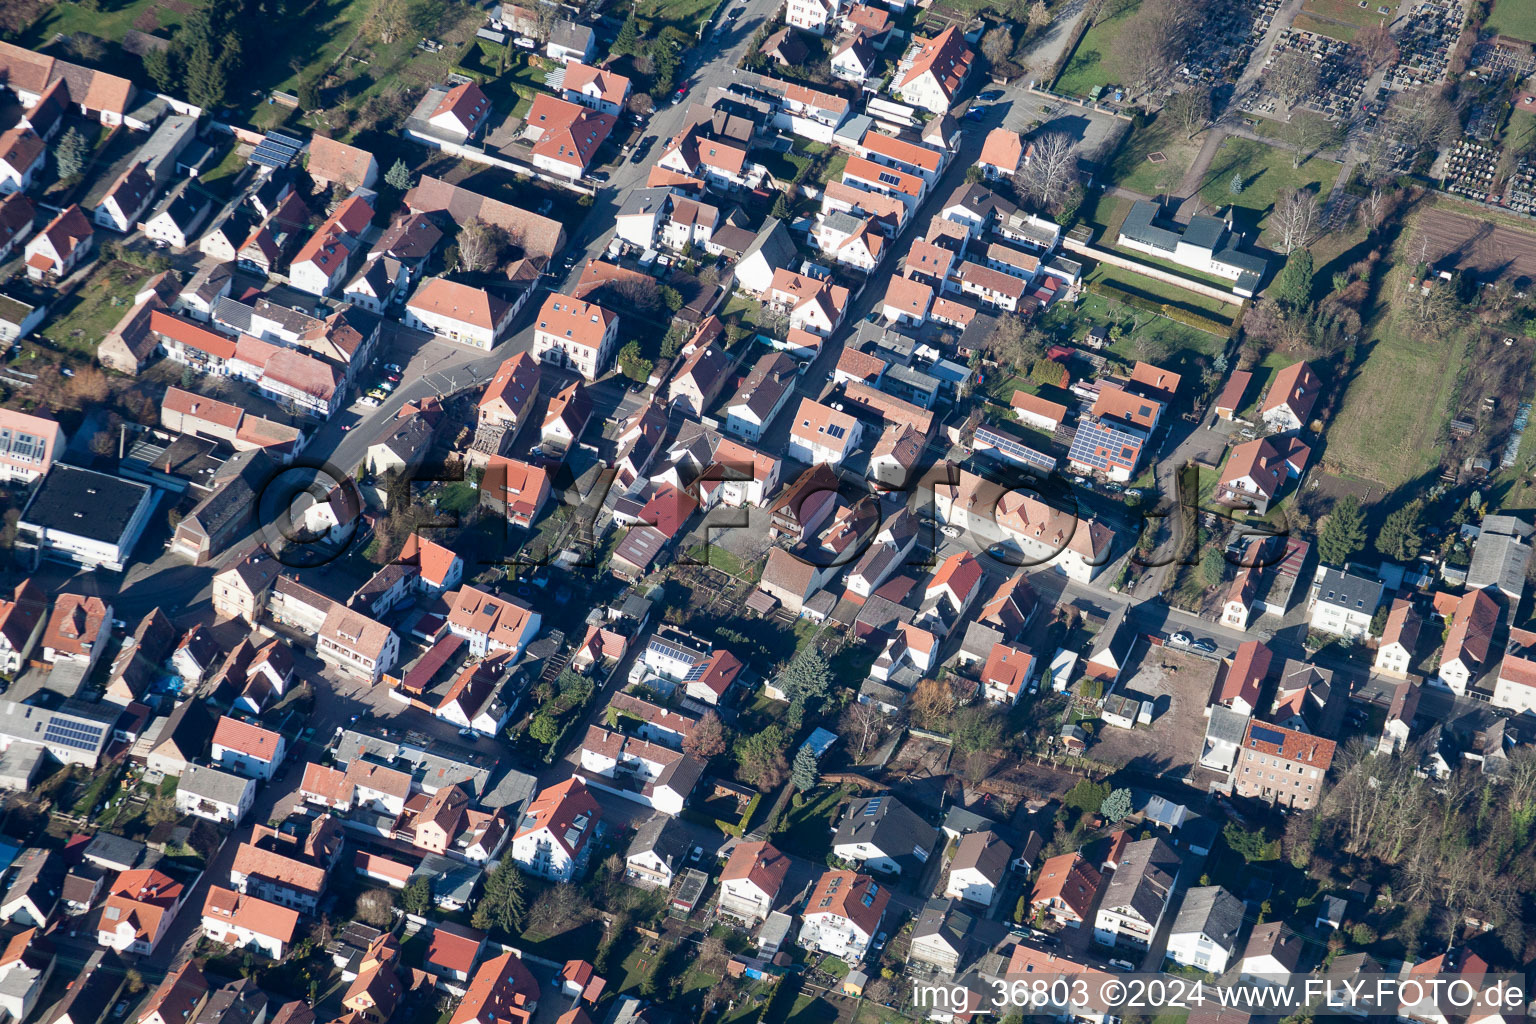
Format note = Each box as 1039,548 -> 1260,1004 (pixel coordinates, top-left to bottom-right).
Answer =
1168,632 -> 1192,647
360,396 -> 381,408
940,525 -> 961,538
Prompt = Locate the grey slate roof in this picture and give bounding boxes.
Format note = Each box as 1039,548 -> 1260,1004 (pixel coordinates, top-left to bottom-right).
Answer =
1468,514 -> 1534,596
1171,884 -> 1244,949
1099,837 -> 1180,925
1205,704 -> 1250,745
912,897 -> 975,953
179,763 -> 254,808
1312,565 -> 1383,612
627,813 -> 689,872
948,830 -> 1011,885
834,794 -> 938,861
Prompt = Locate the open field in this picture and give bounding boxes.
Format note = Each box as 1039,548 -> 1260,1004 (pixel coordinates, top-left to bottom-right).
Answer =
1196,137 -> 1341,245
637,0 -> 722,37
1487,0 -> 1536,44
1413,206 -> 1536,283
1054,0 -> 1142,97
1326,315 -> 1468,488
17,0 -> 192,78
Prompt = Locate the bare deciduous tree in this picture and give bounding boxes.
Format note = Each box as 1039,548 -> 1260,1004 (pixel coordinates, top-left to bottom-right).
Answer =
1273,189 -> 1320,255
457,218 -> 507,273
1282,111 -> 1336,169
1165,87 -> 1212,139
1357,187 -> 1389,234
368,0 -> 411,44
981,27 -> 1014,66
1013,131 -> 1076,211
1354,22 -> 1398,72
1267,51 -> 1320,107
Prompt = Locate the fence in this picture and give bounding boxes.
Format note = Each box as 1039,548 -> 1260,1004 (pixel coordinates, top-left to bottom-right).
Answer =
1061,237 -> 1247,307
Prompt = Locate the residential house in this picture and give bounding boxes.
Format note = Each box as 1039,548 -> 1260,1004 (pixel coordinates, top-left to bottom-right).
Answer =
96,868 -> 183,954
1234,720 -> 1335,809
944,831 -> 1011,907
894,26 -> 972,112
211,716 -> 287,781
546,20 -> 597,63
1030,852 -> 1103,928
1307,565 -> 1383,639
1261,361 -> 1321,433
0,193 -> 35,262
1493,626 -> 1536,714
1438,588 -> 1500,694
1238,920 -> 1305,982
200,886 -> 300,959
980,643 -> 1035,705
577,725 -> 705,815
317,603 -> 399,685
24,204 -> 92,283
723,351 -> 799,441
719,841 -> 790,924
510,777 -> 600,881
406,277 -> 516,349
831,794 -> 938,874
766,269 -> 850,337
785,0 -> 839,34
788,398 -> 863,466
978,128 -> 1023,180
1214,640 -> 1272,717
1216,435 -> 1311,515
797,869 -> 888,959
450,950 -> 540,1024
175,764 -> 256,825
478,352 -> 543,429
524,95 -> 615,180
0,580 -> 46,674
561,62 -> 632,116
1375,598 -> 1420,679
94,162 -> 157,233
1093,837 -> 1181,950
624,814 -> 689,890
733,218 -> 796,295
908,899 -> 980,975
0,127 -> 44,195
480,456 -> 552,528
446,586 -> 541,660
41,593 -> 111,675
429,81 -> 492,140
1166,886 -> 1245,973
531,293 -> 619,380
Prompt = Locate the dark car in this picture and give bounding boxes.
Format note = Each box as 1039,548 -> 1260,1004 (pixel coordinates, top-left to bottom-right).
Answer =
590,170 -> 610,183
1192,638 -> 1219,654
963,105 -> 988,121
979,89 -> 1005,101
629,135 -> 657,163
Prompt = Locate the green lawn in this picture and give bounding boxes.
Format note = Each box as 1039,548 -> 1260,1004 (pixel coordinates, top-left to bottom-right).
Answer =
1486,0 -> 1536,44
1196,137 -> 1341,246
1041,290 -> 1225,358
1109,115 -> 1203,197
44,260 -> 157,356
17,0 -> 192,78
1054,0 -> 1143,97
1085,262 -> 1239,324
637,0 -> 722,37
1327,313 -> 1468,488
1293,0 -> 1390,42
776,785 -> 846,862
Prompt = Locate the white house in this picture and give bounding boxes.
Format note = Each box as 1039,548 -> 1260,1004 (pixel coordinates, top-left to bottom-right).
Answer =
787,397 -> 863,466
785,0 -> 839,35
446,586 -> 541,660
1165,886 -> 1245,973
718,840 -> 790,924
210,716 -> 287,782
531,292 -> 619,380
624,813 -> 689,889
1494,627 -> 1536,714
0,127 -> 44,195
94,162 -> 157,233
797,869 -> 888,959
200,886 -> 300,959
893,26 -> 972,113
1307,565 -> 1383,639
141,190 -> 212,250
509,777 -> 600,881
287,194 -> 372,298
427,81 -> 492,140
831,794 -> 938,875
943,830 -> 1011,908
577,725 -> 703,815
24,205 -> 93,283
561,62 -> 632,116
1092,838 -> 1180,950
1374,598 -> 1419,679
406,277 -> 516,350
1438,588 -> 1500,694
174,764 -> 255,825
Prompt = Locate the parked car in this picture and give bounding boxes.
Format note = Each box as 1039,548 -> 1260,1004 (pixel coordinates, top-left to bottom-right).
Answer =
590,170 -> 610,183
1168,632 -> 1192,647
979,89 -> 1005,101
940,525 -> 961,538
383,363 -> 403,373
1192,638 -> 1219,654
360,396 -> 381,408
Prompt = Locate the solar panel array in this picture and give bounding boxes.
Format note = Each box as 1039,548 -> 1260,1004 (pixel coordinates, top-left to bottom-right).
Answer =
250,130 -> 304,170
974,424 -> 1057,473
1249,724 -> 1288,748
1067,419 -> 1144,473
0,428 -> 45,465
43,717 -> 105,753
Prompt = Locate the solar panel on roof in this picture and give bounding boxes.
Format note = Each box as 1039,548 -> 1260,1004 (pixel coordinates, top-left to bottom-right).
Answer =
1249,724 -> 1287,746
